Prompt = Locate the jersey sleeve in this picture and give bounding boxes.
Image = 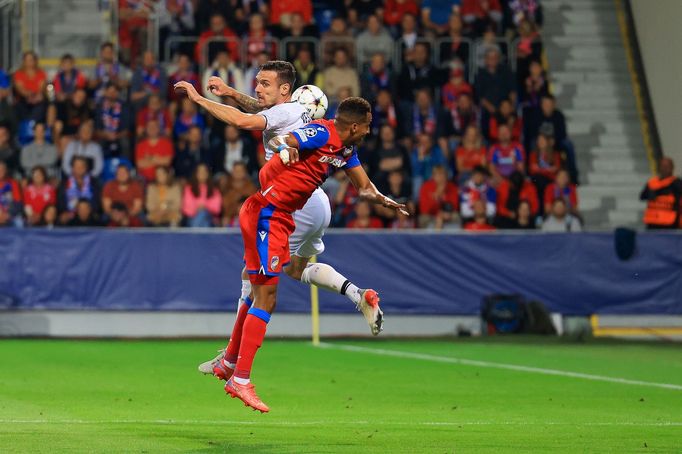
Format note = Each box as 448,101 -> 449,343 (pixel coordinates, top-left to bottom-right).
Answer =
291,124 -> 331,150
345,150 -> 361,169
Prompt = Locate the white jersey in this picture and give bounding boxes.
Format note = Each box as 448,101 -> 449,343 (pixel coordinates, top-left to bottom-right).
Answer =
259,101 -> 311,161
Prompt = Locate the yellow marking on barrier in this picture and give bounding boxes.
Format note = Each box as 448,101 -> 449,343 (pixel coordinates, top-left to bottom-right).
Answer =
310,255 -> 320,346
593,327 -> 682,336
39,58 -> 98,67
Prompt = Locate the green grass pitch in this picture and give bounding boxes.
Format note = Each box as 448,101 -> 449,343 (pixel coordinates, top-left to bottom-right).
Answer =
1,337 -> 681,453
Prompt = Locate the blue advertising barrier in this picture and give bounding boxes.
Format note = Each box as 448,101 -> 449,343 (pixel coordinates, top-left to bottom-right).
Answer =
1,229 -> 681,315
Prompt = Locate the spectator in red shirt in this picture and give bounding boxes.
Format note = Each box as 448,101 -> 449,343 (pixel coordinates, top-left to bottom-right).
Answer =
461,0 -> 503,36
488,123 -> 525,185
0,160 -> 22,227
195,14 -> 240,67
347,200 -> 384,229
182,163 -> 222,227
494,170 -> 539,228
136,94 -> 172,138
544,168 -> 579,216
52,54 -> 88,103
270,0 -> 312,27
23,166 -> 56,226
102,164 -> 144,220
118,0 -> 151,65
456,125 -> 487,183
419,164 -> 459,230
12,51 -> 48,122
107,201 -> 143,228
521,60 -> 549,111
529,129 -> 563,200
244,13 -> 277,65
464,199 -> 496,231
489,99 -> 522,143
168,54 -> 200,105
135,120 -> 174,182
441,59 -> 473,111
384,0 -> 419,28
446,92 -> 479,142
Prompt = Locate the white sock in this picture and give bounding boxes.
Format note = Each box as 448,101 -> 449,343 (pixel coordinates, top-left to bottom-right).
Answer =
301,263 -> 363,305
240,279 -> 252,301
234,376 -> 250,385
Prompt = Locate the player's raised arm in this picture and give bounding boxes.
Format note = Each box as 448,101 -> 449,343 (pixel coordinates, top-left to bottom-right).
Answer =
346,165 -> 410,216
206,76 -> 262,113
174,81 -> 266,130
268,124 -> 332,165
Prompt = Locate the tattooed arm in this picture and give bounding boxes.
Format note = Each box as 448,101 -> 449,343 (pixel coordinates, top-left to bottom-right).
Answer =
206,76 -> 262,113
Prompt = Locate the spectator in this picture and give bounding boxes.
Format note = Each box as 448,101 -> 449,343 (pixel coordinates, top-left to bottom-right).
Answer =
331,173 -> 360,227
346,0 -> 383,21
489,99 -> 522,142
146,166 -> 183,227
384,0 -> 419,30
419,164 -> 459,229
57,156 -> 101,224
360,53 -> 394,103
474,25 -> 506,69
136,94 -> 172,138
194,0 -> 235,34
52,54 -> 88,103
421,0 -> 461,35
159,0 -> 195,60
0,125 -> 18,174
460,165 -> 496,221
102,164 -> 144,220
37,204 -> 58,228
269,0 -> 312,27
542,198 -> 582,232
346,199 -> 383,229
292,48 -> 323,89
244,13 -> 277,64
182,163 -> 222,227
194,13 -> 240,66
640,156 -> 681,230
321,17 -> 355,67
544,169 -> 578,216
376,170 -> 415,227
463,199 -> 496,231
118,0 -> 151,65
0,160 -> 22,227
94,83 -> 131,159
373,124 -> 411,180
509,0 -> 543,27
20,123 -> 58,177
174,97 -> 206,145
66,198 -> 101,227
283,14 -> 319,62
107,201 -> 143,228
397,42 -> 439,101
529,129 -> 563,200
130,51 -> 168,106
438,14 -> 469,67
215,125 -> 258,176
404,88 -> 450,153
371,89 -> 399,136
168,54 -> 201,104
221,161 -> 257,226
0,68 -> 16,134
174,125 -> 210,179
356,15 -> 394,66
62,121 -> 104,178
508,199 -> 536,229
455,125 -> 487,182
474,47 -> 515,134
398,14 -> 419,60
488,123 -> 525,184
136,120 -> 175,182
441,59 -> 473,111
23,166 -> 56,226
521,60 -> 549,111
323,48 -> 360,101
411,133 -> 446,196
12,51 -> 48,122
202,51 -> 245,103
461,0 -> 502,36
54,88 -> 92,150
446,92 -> 479,142
89,42 -> 129,103
515,19 -> 542,83
494,170 -> 539,228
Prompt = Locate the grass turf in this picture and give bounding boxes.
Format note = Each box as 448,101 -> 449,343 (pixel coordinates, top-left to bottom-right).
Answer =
0,338 -> 681,453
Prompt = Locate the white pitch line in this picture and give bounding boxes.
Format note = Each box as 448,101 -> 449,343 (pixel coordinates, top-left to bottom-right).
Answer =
0,420 -> 680,427
319,343 -> 682,391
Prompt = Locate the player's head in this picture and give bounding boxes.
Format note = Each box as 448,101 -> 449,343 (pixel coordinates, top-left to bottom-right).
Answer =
255,61 -> 296,107
335,97 -> 372,146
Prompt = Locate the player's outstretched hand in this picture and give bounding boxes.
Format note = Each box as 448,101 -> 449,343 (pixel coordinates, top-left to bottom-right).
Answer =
279,147 -> 299,165
382,196 -> 410,216
207,76 -> 233,97
174,81 -> 201,103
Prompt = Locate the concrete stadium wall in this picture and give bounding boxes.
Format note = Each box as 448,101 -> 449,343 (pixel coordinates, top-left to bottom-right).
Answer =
630,0 -> 682,167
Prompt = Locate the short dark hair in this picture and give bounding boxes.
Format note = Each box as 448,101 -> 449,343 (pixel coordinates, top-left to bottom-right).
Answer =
336,97 -> 371,124
61,53 -> 74,62
259,60 -> 296,89
100,42 -> 114,51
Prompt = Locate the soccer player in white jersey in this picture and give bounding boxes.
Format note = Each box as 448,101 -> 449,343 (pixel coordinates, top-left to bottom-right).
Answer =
174,61 -> 383,379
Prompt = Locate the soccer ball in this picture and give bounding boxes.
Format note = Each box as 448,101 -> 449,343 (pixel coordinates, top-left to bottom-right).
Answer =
292,85 -> 328,120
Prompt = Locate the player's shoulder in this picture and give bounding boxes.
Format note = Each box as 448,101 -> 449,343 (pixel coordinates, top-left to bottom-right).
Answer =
264,101 -> 306,117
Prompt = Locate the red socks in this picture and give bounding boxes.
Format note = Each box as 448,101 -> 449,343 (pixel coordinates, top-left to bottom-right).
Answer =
224,298 -> 252,365
234,308 -> 271,380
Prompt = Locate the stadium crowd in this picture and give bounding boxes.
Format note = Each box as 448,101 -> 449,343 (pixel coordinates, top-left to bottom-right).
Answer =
0,0 -> 586,231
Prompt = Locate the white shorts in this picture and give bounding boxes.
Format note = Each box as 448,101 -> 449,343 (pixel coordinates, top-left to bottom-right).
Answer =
290,187 -> 331,258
